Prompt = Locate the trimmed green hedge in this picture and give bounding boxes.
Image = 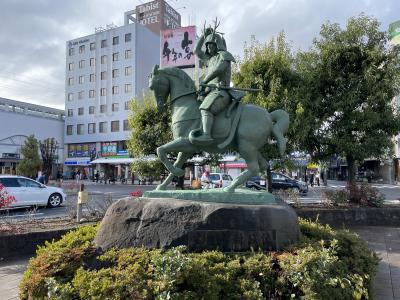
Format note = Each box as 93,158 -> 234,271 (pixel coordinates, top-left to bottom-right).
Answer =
19,219 -> 379,299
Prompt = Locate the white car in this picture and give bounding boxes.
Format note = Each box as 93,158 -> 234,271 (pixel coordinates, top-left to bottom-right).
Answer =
0,175 -> 66,208
209,173 -> 233,188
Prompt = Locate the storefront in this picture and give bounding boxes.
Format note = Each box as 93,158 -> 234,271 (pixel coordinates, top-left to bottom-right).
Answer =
64,143 -> 96,179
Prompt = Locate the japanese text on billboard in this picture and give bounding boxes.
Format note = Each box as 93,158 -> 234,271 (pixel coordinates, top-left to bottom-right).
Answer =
161,26 -> 196,68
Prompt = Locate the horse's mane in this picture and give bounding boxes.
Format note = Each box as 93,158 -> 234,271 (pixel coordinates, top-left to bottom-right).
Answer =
159,67 -> 196,91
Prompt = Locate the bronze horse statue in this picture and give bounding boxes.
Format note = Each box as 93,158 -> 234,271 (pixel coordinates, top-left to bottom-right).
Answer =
149,65 -> 289,192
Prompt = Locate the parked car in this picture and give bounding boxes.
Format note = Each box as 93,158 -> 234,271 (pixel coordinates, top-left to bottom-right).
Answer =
0,175 -> 66,208
246,172 -> 308,193
209,173 -> 233,188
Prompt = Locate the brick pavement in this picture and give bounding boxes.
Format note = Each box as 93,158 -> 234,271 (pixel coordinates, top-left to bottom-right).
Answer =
0,227 -> 399,300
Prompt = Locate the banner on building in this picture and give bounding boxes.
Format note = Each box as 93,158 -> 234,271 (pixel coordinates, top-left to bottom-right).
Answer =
389,20 -> 400,45
161,25 -> 196,68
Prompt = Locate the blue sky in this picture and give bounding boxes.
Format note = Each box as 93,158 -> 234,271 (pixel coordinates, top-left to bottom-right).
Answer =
0,0 -> 398,109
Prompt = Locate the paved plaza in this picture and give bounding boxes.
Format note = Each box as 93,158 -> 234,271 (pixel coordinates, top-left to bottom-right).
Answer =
0,226 -> 399,299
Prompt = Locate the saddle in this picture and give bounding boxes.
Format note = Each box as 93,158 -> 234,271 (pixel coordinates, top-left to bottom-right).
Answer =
189,90 -> 246,148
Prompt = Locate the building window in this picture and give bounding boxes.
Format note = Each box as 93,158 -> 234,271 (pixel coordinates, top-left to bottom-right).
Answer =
113,36 -> 119,45
89,90 -> 95,98
79,60 -> 85,69
125,49 -> 132,59
101,55 -> 107,64
125,84 -> 132,93
66,125 -> 73,135
78,107 -> 84,115
124,101 -> 129,110
101,39 -> 107,48
78,91 -> 84,99
123,119 -> 130,131
125,66 -> 132,76
112,86 -> 119,95
68,62 -> 74,71
100,88 -> 106,96
89,74 -> 95,82
90,58 -> 95,66
99,122 -> 107,133
68,77 -> 74,86
79,45 -> 85,54
67,109 -> 73,117
100,104 -> 107,113
68,93 -> 74,101
112,69 -> 119,78
125,33 -> 131,42
79,75 -> 84,84
68,48 -> 75,56
112,52 -> 119,61
90,42 -> 95,51
77,124 -> 84,135
88,123 -> 96,134
112,103 -> 119,112
101,71 -> 106,80
89,106 -> 95,114
111,120 -> 119,132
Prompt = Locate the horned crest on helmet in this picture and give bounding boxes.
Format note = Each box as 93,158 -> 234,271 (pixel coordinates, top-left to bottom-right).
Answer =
203,18 -> 227,54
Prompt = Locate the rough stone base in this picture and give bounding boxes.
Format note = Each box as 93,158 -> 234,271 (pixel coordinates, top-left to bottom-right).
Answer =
94,197 -> 300,252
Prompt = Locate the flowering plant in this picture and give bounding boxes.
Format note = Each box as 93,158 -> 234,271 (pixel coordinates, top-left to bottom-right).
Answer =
130,189 -> 143,197
0,183 -> 16,208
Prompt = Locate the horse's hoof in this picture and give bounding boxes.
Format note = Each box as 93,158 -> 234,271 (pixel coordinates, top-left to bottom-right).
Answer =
223,186 -> 235,193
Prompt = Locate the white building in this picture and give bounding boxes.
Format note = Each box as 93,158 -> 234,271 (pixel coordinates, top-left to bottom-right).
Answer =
64,12 -> 160,180
0,97 -> 64,175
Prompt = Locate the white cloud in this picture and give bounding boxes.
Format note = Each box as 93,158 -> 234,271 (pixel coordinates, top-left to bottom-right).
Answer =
0,0 -> 399,109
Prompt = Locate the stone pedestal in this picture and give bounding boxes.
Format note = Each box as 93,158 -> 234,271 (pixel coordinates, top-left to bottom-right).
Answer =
94,196 -> 300,252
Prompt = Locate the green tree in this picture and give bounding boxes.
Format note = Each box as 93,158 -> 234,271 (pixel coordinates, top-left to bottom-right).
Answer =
127,93 -> 172,157
16,135 -> 42,179
233,32 -> 300,190
127,94 -> 172,182
295,14 -> 400,183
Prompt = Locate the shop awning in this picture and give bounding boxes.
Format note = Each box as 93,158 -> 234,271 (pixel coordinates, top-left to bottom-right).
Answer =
64,158 -> 91,166
90,157 -> 135,165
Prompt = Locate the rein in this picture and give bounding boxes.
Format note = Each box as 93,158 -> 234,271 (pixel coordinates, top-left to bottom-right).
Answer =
169,90 -> 197,105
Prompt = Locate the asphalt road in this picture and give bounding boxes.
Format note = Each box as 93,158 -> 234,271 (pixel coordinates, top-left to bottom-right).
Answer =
1,180 -> 399,220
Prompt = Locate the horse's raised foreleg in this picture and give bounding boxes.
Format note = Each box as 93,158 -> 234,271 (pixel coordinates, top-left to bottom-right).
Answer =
157,137 -> 196,177
156,152 -> 192,190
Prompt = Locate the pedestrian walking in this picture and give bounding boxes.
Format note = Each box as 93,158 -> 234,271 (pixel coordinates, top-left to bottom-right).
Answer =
309,173 -> 315,187
315,172 -> 320,186
95,170 -> 99,183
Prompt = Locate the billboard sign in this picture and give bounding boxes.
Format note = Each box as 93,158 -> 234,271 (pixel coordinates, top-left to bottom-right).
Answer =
136,0 -> 181,36
389,20 -> 400,45
101,142 -> 118,157
161,25 -> 196,68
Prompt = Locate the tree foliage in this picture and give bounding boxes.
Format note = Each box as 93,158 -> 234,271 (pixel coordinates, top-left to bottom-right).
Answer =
295,14 -> 400,182
127,93 -> 172,157
233,32 -> 301,156
16,135 -> 41,179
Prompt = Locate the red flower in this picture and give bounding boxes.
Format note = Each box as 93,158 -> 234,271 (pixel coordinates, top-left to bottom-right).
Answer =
130,190 -> 142,197
0,183 -> 16,208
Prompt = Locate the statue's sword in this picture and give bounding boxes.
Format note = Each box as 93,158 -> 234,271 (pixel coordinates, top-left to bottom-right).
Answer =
199,83 -> 262,93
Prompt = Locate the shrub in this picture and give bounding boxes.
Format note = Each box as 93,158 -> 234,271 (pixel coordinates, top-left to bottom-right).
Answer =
322,184 -> 384,207
322,189 -> 349,206
347,183 -> 385,207
19,220 -> 379,300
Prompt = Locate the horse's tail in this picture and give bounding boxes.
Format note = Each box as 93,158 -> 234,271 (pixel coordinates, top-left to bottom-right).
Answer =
270,109 -> 290,156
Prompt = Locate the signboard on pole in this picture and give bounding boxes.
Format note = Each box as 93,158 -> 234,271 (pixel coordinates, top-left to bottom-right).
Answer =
161,25 -> 196,68
389,20 -> 400,45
